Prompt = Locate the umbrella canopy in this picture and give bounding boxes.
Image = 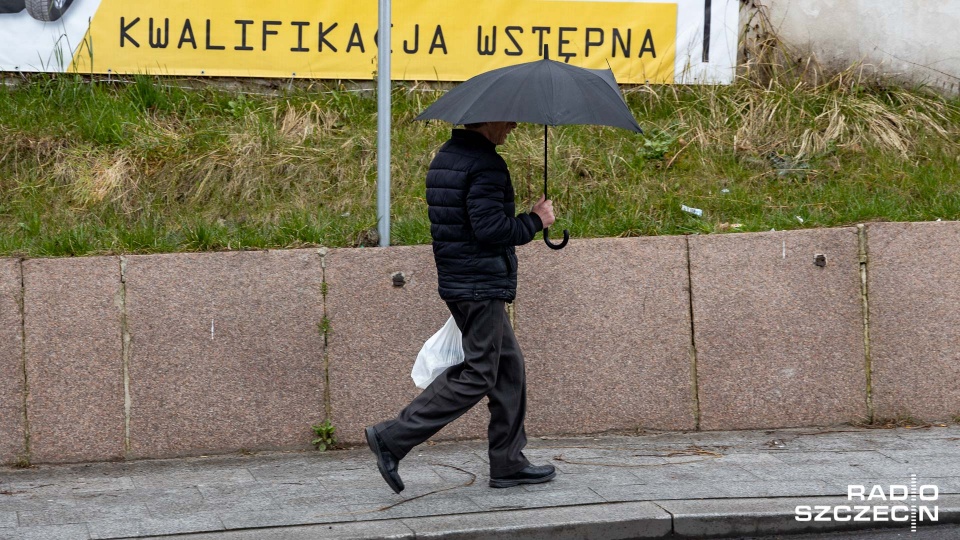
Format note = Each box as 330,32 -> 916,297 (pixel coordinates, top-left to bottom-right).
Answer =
416,58 -> 642,133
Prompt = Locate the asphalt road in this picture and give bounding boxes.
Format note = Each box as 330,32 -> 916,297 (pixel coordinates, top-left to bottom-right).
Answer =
738,524 -> 960,539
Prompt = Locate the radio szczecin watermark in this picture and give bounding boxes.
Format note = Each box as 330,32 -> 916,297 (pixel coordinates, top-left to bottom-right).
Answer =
796,475 -> 938,532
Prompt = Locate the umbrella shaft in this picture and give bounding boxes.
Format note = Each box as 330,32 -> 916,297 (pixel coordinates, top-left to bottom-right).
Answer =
543,125 -> 548,199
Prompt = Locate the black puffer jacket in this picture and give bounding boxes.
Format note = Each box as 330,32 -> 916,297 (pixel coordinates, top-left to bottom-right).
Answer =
426,129 -> 543,302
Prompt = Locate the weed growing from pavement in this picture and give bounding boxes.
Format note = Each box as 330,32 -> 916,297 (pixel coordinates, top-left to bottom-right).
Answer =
311,420 -> 337,452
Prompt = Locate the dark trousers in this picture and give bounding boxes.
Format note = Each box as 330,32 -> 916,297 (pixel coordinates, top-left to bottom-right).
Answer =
375,299 -> 530,477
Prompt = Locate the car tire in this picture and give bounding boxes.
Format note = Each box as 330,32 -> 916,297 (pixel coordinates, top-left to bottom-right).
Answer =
25,0 -> 73,21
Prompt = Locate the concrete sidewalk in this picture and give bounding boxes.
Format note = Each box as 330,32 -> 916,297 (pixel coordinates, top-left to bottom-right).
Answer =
1,425 -> 958,539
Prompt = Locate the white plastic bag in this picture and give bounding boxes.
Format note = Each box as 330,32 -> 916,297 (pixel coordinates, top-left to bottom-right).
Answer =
411,316 -> 464,389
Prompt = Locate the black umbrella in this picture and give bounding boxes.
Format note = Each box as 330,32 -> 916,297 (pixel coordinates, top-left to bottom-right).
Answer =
415,54 -> 642,249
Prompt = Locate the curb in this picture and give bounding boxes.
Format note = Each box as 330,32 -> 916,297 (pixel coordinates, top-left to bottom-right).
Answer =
143,496 -> 960,540
659,495 -> 960,537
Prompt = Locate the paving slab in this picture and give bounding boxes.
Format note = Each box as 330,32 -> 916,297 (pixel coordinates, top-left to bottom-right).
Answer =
87,513 -> 224,539
689,228 -> 867,430
0,426 -> 957,540
324,246 -> 486,446
873,449 -> 960,478
123,250 -> 325,458
593,482 -> 730,502
401,501 -> 672,539
716,480 -> 838,498
134,487 -> 204,516
218,507 -> 356,530
916,476 -> 960,492
866,221 -> 960,421
244,457 -> 328,484
129,466 -> 257,490
466,486 -> 605,511
0,259 -> 24,465
515,237 -> 697,434
272,492 -> 353,511
0,494 -> 78,513
345,494 -> 483,521
0,524 -> 91,540
17,503 -> 150,527
22,256 -> 124,464
630,427 -> 847,451
743,450 -> 906,484
765,429 -> 925,453
144,520 -> 416,540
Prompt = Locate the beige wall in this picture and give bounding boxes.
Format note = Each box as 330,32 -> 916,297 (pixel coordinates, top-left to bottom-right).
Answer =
756,0 -> 960,93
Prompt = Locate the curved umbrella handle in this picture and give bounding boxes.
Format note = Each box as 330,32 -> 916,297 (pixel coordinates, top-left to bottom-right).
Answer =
543,227 -> 569,250
540,124 -> 569,251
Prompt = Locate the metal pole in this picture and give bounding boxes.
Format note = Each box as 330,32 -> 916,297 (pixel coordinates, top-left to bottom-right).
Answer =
376,0 -> 391,247
702,0 -> 712,63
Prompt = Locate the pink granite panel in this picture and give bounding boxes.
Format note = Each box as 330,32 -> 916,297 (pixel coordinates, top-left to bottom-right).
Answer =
23,257 -> 124,463
867,222 -> 960,421
0,259 -> 25,463
515,237 -> 696,435
690,228 -> 867,430
325,246 -> 486,445
125,250 -> 325,458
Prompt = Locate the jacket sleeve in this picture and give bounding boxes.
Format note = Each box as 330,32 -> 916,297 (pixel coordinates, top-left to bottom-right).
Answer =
466,166 -> 543,246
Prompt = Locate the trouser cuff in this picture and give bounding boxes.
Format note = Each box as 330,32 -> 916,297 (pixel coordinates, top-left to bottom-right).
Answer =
490,458 -> 531,478
374,424 -> 407,461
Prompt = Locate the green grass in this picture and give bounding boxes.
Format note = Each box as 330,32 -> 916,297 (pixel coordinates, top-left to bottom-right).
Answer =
0,65 -> 959,257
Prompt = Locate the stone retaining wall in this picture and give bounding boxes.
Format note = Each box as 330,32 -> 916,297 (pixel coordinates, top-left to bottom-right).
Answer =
1,223 -> 958,464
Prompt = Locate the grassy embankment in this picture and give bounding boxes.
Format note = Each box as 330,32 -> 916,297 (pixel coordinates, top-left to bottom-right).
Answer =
1,41 -> 958,257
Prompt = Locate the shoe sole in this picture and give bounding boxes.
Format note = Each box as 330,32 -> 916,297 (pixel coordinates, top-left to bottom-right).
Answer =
489,470 -> 556,488
365,427 -> 403,494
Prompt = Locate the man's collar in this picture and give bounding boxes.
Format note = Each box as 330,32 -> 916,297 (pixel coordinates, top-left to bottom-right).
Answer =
452,128 -> 496,150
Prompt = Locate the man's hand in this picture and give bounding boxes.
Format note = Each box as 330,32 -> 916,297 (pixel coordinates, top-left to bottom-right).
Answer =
531,195 -> 556,229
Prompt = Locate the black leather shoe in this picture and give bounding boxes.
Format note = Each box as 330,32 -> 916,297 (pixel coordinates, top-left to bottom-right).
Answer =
365,427 -> 404,494
489,463 -> 556,488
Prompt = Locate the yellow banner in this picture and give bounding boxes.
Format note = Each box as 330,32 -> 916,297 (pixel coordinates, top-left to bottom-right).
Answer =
71,0 -> 676,83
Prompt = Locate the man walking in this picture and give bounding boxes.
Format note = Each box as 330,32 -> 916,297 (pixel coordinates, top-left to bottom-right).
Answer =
366,121 -> 556,492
